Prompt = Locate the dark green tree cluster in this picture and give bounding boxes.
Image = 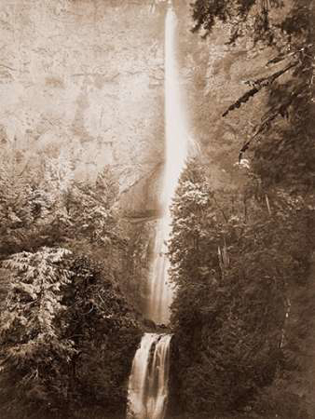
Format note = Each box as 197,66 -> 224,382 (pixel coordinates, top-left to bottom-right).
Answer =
169,1 -> 314,417
0,249 -> 140,419
0,149 -> 123,257
191,0 -> 314,188
0,248 -> 75,418
0,150 -> 141,419
168,159 -> 313,418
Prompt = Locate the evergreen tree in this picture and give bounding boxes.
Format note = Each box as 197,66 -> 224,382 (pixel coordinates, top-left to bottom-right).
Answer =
0,248 -> 141,419
0,152 -> 34,255
185,2 -> 315,416
169,159 -> 312,417
0,247 -> 75,418
63,256 -> 141,419
191,0 -> 314,187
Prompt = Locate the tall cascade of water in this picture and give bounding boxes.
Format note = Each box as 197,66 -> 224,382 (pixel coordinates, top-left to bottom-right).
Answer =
147,0 -> 189,326
127,334 -> 172,419
127,4 -> 189,419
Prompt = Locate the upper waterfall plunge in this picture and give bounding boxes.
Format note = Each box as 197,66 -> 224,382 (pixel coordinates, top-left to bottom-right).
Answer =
146,3 -> 190,326
128,5 -> 191,419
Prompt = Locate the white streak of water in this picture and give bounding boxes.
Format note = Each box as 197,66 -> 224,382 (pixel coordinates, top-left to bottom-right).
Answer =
146,3 -> 189,325
127,333 -> 172,419
128,4 -> 190,418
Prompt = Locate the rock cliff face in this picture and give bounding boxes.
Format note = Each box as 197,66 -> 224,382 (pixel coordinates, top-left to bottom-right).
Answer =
175,1 -> 272,191
0,0 -> 272,310
0,0 -> 168,214
0,0 -> 270,210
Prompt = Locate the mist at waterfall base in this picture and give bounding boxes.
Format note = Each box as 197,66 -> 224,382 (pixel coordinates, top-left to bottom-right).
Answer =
127,5 -> 191,419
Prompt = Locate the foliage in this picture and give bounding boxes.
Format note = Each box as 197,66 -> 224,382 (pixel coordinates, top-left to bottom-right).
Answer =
61,168 -> 123,249
168,159 -> 313,417
186,3 -> 315,415
64,256 -> 141,418
192,0 -> 283,42
0,247 -> 75,418
0,153 -> 36,255
0,149 -> 123,258
0,248 -> 141,419
0,150 -> 141,419
191,0 -> 314,184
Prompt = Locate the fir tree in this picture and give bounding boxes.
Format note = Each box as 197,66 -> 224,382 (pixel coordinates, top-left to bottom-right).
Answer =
191,0 -> 314,185
0,151 -> 35,255
0,247 -> 75,418
0,247 -> 141,419
168,159 -> 312,417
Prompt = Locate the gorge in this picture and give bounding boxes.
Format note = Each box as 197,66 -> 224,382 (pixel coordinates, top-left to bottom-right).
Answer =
128,4 -> 190,418
0,1 -> 313,418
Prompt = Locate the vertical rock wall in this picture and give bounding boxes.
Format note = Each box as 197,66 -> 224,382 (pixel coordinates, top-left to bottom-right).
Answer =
175,0 -> 272,191
0,0 -> 273,310
0,0 -> 167,213
0,0 -> 271,209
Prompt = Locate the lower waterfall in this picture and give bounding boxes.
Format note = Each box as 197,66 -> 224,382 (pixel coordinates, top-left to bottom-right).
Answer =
127,334 -> 172,419
127,3 -> 190,418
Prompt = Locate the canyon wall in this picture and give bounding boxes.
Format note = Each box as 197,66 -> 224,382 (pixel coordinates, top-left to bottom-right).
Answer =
0,0 -> 271,209
0,0 -> 168,214
0,0 -> 272,311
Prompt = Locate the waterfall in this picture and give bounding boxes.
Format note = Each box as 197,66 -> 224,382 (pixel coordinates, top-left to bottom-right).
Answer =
128,4 -> 189,419
127,334 -> 172,419
146,1 -> 189,326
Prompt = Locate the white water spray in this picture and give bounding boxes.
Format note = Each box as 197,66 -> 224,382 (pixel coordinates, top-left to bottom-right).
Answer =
127,333 -> 172,419
146,2 -> 189,326
128,4 -> 190,419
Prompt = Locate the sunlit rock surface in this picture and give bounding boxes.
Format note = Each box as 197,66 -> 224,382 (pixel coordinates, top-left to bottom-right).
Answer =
0,0 -> 166,215
0,0 -> 272,207
175,1 -> 273,192
0,0 -> 273,307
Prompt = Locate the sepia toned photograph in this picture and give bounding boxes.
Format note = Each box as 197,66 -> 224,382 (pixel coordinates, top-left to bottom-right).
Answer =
0,0 -> 314,418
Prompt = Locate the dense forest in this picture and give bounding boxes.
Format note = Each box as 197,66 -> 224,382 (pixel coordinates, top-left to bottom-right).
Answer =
0,0 -> 314,418
168,0 -> 315,418
0,154 -> 142,418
